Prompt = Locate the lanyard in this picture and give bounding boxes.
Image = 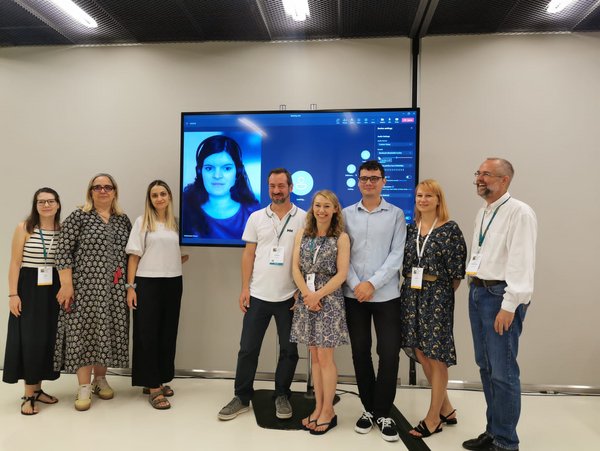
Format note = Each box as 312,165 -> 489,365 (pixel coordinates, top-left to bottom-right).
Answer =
416,218 -> 437,265
38,228 -> 55,266
310,237 -> 324,264
478,197 -> 511,247
269,212 -> 292,246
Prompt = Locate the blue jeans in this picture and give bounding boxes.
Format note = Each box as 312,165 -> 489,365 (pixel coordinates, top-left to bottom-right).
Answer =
234,297 -> 298,404
469,282 -> 528,450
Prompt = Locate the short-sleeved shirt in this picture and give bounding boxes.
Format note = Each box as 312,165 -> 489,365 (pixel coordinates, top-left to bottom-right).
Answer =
242,204 -> 306,302
125,216 -> 182,278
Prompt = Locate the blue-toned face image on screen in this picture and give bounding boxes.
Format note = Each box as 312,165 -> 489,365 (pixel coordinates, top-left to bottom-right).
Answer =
180,108 -> 419,246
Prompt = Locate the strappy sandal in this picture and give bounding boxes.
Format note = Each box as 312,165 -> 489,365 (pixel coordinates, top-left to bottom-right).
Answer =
21,396 -> 38,416
440,409 -> 457,425
34,389 -> 58,404
301,416 -> 317,431
143,385 -> 174,397
148,390 -> 171,410
411,419 -> 443,438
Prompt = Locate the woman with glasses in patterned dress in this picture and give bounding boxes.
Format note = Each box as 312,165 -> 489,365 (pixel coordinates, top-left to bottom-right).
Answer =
54,173 -> 131,411
3,188 -> 62,415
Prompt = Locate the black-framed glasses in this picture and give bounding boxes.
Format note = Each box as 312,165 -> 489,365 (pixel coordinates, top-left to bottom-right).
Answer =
91,185 -> 115,192
36,199 -> 57,206
474,171 -> 504,178
358,176 -> 383,184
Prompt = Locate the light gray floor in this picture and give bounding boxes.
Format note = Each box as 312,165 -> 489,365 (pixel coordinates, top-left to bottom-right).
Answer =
1,373 -> 598,451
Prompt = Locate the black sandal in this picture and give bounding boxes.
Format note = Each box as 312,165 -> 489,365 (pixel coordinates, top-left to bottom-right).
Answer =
411,420 -> 443,438
21,396 -> 38,416
440,409 -> 457,425
34,389 -> 58,404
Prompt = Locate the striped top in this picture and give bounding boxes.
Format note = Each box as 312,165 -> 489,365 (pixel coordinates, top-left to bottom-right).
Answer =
22,228 -> 59,268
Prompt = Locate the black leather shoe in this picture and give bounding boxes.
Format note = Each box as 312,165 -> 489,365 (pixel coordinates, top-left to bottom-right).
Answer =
485,444 -> 519,451
463,432 -> 493,450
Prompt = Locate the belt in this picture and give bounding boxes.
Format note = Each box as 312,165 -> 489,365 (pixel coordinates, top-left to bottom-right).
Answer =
404,273 -> 438,282
470,277 -> 505,287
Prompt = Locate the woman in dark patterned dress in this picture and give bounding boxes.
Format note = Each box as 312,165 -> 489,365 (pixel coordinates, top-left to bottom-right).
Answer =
290,190 -> 350,435
54,173 -> 131,411
400,179 -> 467,438
3,188 -> 61,415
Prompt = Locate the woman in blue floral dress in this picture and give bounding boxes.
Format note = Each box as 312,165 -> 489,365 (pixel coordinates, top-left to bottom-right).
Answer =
400,179 -> 467,438
291,190 -> 350,435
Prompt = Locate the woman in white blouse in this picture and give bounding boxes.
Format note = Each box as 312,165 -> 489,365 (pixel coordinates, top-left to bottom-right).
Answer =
126,180 -> 188,410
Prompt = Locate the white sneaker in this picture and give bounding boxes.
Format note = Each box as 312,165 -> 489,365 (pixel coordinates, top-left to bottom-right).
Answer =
75,384 -> 92,411
92,376 -> 114,400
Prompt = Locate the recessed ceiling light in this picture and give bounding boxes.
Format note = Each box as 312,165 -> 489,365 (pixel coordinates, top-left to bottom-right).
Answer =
282,0 -> 310,22
547,0 -> 576,14
48,0 -> 98,28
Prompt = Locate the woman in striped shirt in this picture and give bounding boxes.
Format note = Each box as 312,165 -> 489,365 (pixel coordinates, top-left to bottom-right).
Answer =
3,187 -> 62,415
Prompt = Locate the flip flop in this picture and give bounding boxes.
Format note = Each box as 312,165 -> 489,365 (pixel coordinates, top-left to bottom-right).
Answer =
310,415 -> 338,435
301,417 -> 317,431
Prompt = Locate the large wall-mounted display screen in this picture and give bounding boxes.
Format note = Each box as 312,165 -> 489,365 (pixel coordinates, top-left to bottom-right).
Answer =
180,108 -> 419,247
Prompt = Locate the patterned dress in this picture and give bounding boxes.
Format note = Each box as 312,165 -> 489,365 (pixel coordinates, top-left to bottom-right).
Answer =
54,209 -> 131,373
400,221 -> 467,366
290,235 -> 349,348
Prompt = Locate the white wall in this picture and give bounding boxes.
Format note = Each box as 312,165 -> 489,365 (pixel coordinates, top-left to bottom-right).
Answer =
0,38 -> 412,379
2,32 -> 598,387
419,32 -> 600,386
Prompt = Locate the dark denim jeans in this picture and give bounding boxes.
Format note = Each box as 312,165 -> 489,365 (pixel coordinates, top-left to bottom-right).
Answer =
234,296 -> 298,404
469,282 -> 528,450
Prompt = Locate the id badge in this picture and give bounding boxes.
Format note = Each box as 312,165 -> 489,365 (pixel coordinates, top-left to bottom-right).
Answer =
269,246 -> 285,266
306,273 -> 316,292
410,267 -> 423,290
37,267 -> 53,286
466,253 -> 483,276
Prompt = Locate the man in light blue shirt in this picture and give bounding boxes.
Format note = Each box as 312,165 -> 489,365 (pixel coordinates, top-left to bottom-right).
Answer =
343,160 -> 406,442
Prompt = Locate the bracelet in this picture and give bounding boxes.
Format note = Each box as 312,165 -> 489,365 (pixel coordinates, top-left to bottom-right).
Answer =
8,294 -> 18,297
125,283 -> 137,290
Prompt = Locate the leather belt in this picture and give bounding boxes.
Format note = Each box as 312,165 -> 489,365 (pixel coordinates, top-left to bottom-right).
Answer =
404,273 -> 438,282
471,277 -> 505,287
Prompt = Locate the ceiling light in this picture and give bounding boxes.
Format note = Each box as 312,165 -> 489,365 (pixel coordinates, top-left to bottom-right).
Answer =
282,0 -> 310,22
48,0 -> 98,28
547,0 -> 576,14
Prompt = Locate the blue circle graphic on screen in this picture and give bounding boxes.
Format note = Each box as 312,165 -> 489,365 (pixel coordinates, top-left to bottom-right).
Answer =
292,171 -> 314,197
347,164 -> 356,174
347,178 -> 356,188
361,150 -> 371,160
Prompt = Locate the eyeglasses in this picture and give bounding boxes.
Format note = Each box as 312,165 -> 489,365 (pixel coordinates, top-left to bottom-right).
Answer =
91,185 -> 115,192
473,171 -> 504,178
358,176 -> 383,184
37,199 -> 57,206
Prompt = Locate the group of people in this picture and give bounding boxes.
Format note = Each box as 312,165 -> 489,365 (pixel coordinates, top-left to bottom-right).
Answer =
3,157 -> 536,451
4,174 -> 187,414
217,158 -> 536,451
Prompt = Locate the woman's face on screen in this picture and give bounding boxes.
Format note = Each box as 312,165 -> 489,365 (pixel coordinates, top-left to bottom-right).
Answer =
201,151 -> 237,198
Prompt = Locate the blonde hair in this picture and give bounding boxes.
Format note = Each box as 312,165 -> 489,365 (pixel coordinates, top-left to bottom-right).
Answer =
413,179 -> 450,224
142,180 -> 178,232
304,190 -> 345,238
82,173 -> 124,215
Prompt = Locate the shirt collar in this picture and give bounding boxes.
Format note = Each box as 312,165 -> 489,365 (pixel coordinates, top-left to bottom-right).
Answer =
485,191 -> 511,210
266,203 -> 297,218
357,197 -> 389,213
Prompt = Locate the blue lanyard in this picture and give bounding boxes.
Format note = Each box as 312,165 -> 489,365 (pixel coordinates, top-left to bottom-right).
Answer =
478,197 -> 511,247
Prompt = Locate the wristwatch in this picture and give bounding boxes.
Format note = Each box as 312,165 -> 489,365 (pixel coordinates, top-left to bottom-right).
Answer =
125,283 -> 137,290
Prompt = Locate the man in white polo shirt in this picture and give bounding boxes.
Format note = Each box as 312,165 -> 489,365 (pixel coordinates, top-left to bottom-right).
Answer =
218,168 -> 306,421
